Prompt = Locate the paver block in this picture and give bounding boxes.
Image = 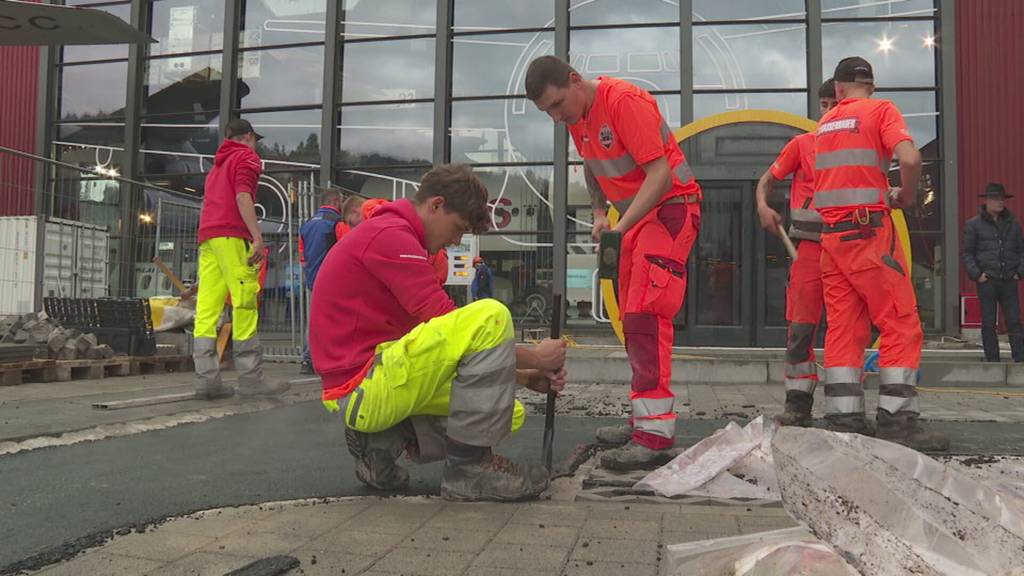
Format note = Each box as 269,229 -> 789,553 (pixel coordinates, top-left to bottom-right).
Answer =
562,560 -> 659,576
148,552 -> 258,576
570,538 -> 660,564
203,528 -> 309,557
39,551 -> 164,576
100,530 -> 215,562
510,504 -> 588,527
346,500 -> 442,534
493,522 -> 580,547
579,519 -> 659,541
403,526 -> 496,552
284,550 -> 376,576
304,528 -> 408,556
373,547 -> 474,575
469,543 -> 570,572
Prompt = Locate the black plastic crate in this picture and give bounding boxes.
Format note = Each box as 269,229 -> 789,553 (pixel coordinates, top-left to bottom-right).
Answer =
43,297 -> 156,356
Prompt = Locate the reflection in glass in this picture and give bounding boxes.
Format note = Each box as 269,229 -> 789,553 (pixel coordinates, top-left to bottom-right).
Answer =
335,167 -> 430,200
822,21 -> 936,88
451,99 -> 553,164
877,90 -> 937,152
909,231 -> 942,330
454,0 -> 553,31
338,103 -> 433,167
693,24 -> 806,90
241,0 -> 327,47
62,3 -> 131,62
242,109 -> 322,164
238,45 -> 325,108
52,145 -> 126,228
693,0 -> 806,21
60,62 -> 128,120
453,32 -> 552,98
571,27 -> 680,91
570,0 -> 678,26
341,37 -> 435,102
694,92 -> 807,120
822,0 -> 935,18
149,0 -> 225,56
763,183 -> 790,328
141,120 -> 220,176
55,123 -> 126,148
144,54 -> 222,114
339,0 -> 436,39
695,185 -> 742,326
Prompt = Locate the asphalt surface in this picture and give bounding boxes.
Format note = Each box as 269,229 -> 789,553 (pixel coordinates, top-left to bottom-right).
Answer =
2,398 -> 1023,573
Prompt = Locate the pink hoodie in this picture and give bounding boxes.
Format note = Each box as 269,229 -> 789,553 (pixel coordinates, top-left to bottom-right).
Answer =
198,139 -> 262,243
310,199 -> 456,397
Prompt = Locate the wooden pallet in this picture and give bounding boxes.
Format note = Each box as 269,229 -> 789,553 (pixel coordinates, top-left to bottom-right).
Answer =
0,359 -> 57,385
129,354 -> 193,375
53,358 -> 132,382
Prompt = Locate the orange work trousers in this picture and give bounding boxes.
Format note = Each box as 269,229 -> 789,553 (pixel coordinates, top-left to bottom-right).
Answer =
784,240 -> 824,394
619,201 -> 701,449
820,212 -> 922,419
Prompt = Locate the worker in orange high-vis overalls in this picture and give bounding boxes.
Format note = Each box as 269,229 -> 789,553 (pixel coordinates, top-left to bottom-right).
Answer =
755,79 -> 838,427
526,55 -> 702,470
814,57 -> 947,451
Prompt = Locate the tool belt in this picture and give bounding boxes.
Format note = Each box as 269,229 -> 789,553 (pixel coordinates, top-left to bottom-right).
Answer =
610,194 -> 699,214
822,209 -> 885,241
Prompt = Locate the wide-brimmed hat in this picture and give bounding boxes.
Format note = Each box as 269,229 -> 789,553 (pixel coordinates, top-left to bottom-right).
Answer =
981,182 -> 1012,199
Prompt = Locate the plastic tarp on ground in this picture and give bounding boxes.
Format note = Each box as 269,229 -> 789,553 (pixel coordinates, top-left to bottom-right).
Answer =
663,527 -> 859,576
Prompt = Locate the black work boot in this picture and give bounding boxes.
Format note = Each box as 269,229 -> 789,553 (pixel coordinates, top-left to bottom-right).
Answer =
823,413 -> 874,436
441,439 -> 549,502
595,423 -> 632,446
600,442 -> 675,471
299,360 -> 314,375
774,390 -> 814,427
345,423 -> 414,491
877,410 -> 950,452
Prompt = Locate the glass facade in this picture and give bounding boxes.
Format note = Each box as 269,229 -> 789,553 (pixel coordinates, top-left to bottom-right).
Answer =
46,0 -> 948,345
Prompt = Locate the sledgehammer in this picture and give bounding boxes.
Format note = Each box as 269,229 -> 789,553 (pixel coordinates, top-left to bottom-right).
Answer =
541,294 -> 563,473
777,224 -> 799,262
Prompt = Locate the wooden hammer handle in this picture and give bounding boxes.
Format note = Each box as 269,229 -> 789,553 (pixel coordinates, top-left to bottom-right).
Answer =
777,224 -> 798,262
152,256 -> 188,293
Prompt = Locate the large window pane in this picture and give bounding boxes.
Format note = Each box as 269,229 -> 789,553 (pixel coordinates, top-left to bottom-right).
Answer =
62,3 -> 131,62
335,167 -> 430,200
149,0 -> 225,56
571,27 -> 680,91
694,92 -> 807,120
141,118 -> 220,175
338,103 -> 433,167
341,37 -> 434,102
453,32 -> 552,98
822,21 -> 937,88
238,45 -> 325,108
451,99 -> 553,164
339,0 -> 436,39
570,0 -> 678,26
823,0 -> 936,19
55,123 -> 125,148
693,0 -> 806,21
144,53 -> 222,115
454,0 -> 553,31
241,0 -> 327,48
878,90 -> 938,153
693,23 -> 806,89
60,62 -> 128,120
242,109 -> 322,164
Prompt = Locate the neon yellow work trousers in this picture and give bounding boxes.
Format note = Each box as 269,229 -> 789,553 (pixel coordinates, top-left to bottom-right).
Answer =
325,299 -> 526,448
194,237 -> 261,341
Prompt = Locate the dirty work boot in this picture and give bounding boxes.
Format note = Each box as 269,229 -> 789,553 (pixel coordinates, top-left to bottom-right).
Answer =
877,410 -> 950,452
774,390 -> 813,427
299,360 -> 314,375
595,423 -> 632,446
600,442 -> 675,471
441,440 -> 549,502
823,413 -> 874,436
234,337 -> 291,398
345,425 -> 412,491
193,337 -> 234,399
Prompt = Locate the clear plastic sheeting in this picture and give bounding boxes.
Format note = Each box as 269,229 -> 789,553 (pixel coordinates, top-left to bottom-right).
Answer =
772,427 -> 1024,576
634,416 -> 780,500
663,527 -> 860,576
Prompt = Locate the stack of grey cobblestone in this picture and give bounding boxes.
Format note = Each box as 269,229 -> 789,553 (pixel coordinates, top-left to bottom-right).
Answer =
0,312 -> 115,361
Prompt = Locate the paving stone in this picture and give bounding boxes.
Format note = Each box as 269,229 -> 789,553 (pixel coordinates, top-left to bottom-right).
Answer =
147,551 -> 258,576
36,551 -> 163,576
286,550 -> 376,576
662,529 -> 739,544
463,568 -> 559,576
469,543 -> 570,572
510,504 -> 588,527
561,560 -> 659,576
662,512 -> 740,535
736,514 -> 799,533
202,528 -> 310,557
252,501 -> 366,538
99,530 -> 215,562
570,538 -> 660,565
303,529 -> 408,556
346,500 -> 442,534
584,503 -> 675,522
424,502 -> 518,531
158,506 -> 284,538
492,522 -> 580,547
401,526 -> 496,553
372,547 -> 474,575
579,519 -> 659,541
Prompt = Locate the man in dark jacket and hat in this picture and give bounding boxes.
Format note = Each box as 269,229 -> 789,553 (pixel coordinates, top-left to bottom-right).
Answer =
963,183 -> 1024,362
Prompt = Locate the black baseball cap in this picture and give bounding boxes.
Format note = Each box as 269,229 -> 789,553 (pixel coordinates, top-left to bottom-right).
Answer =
834,56 -> 874,84
225,118 -> 263,141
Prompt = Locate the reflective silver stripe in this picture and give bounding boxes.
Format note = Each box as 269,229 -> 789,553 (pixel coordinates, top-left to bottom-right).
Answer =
784,378 -> 817,393
825,394 -> 865,414
813,188 -> 884,208
878,394 -> 920,414
673,161 -> 694,183
826,366 -> 862,384
785,361 -> 817,379
585,154 -> 638,178
632,397 -> 674,418
660,121 -> 673,143
815,148 -> 882,171
634,417 -> 675,439
790,208 -> 823,224
788,227 -> 821,241
880,367 -> 918,386
346,387 -> 365,428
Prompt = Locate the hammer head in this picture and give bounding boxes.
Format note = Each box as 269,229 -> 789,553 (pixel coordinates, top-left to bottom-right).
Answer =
597,230 -> 622,280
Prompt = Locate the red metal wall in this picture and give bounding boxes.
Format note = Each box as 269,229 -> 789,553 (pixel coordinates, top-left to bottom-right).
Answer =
957,0 -> 1024,315
0,43 -> 40,217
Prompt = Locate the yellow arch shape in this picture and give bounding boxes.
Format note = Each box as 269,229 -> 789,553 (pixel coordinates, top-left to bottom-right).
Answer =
599,109 -> 912,345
